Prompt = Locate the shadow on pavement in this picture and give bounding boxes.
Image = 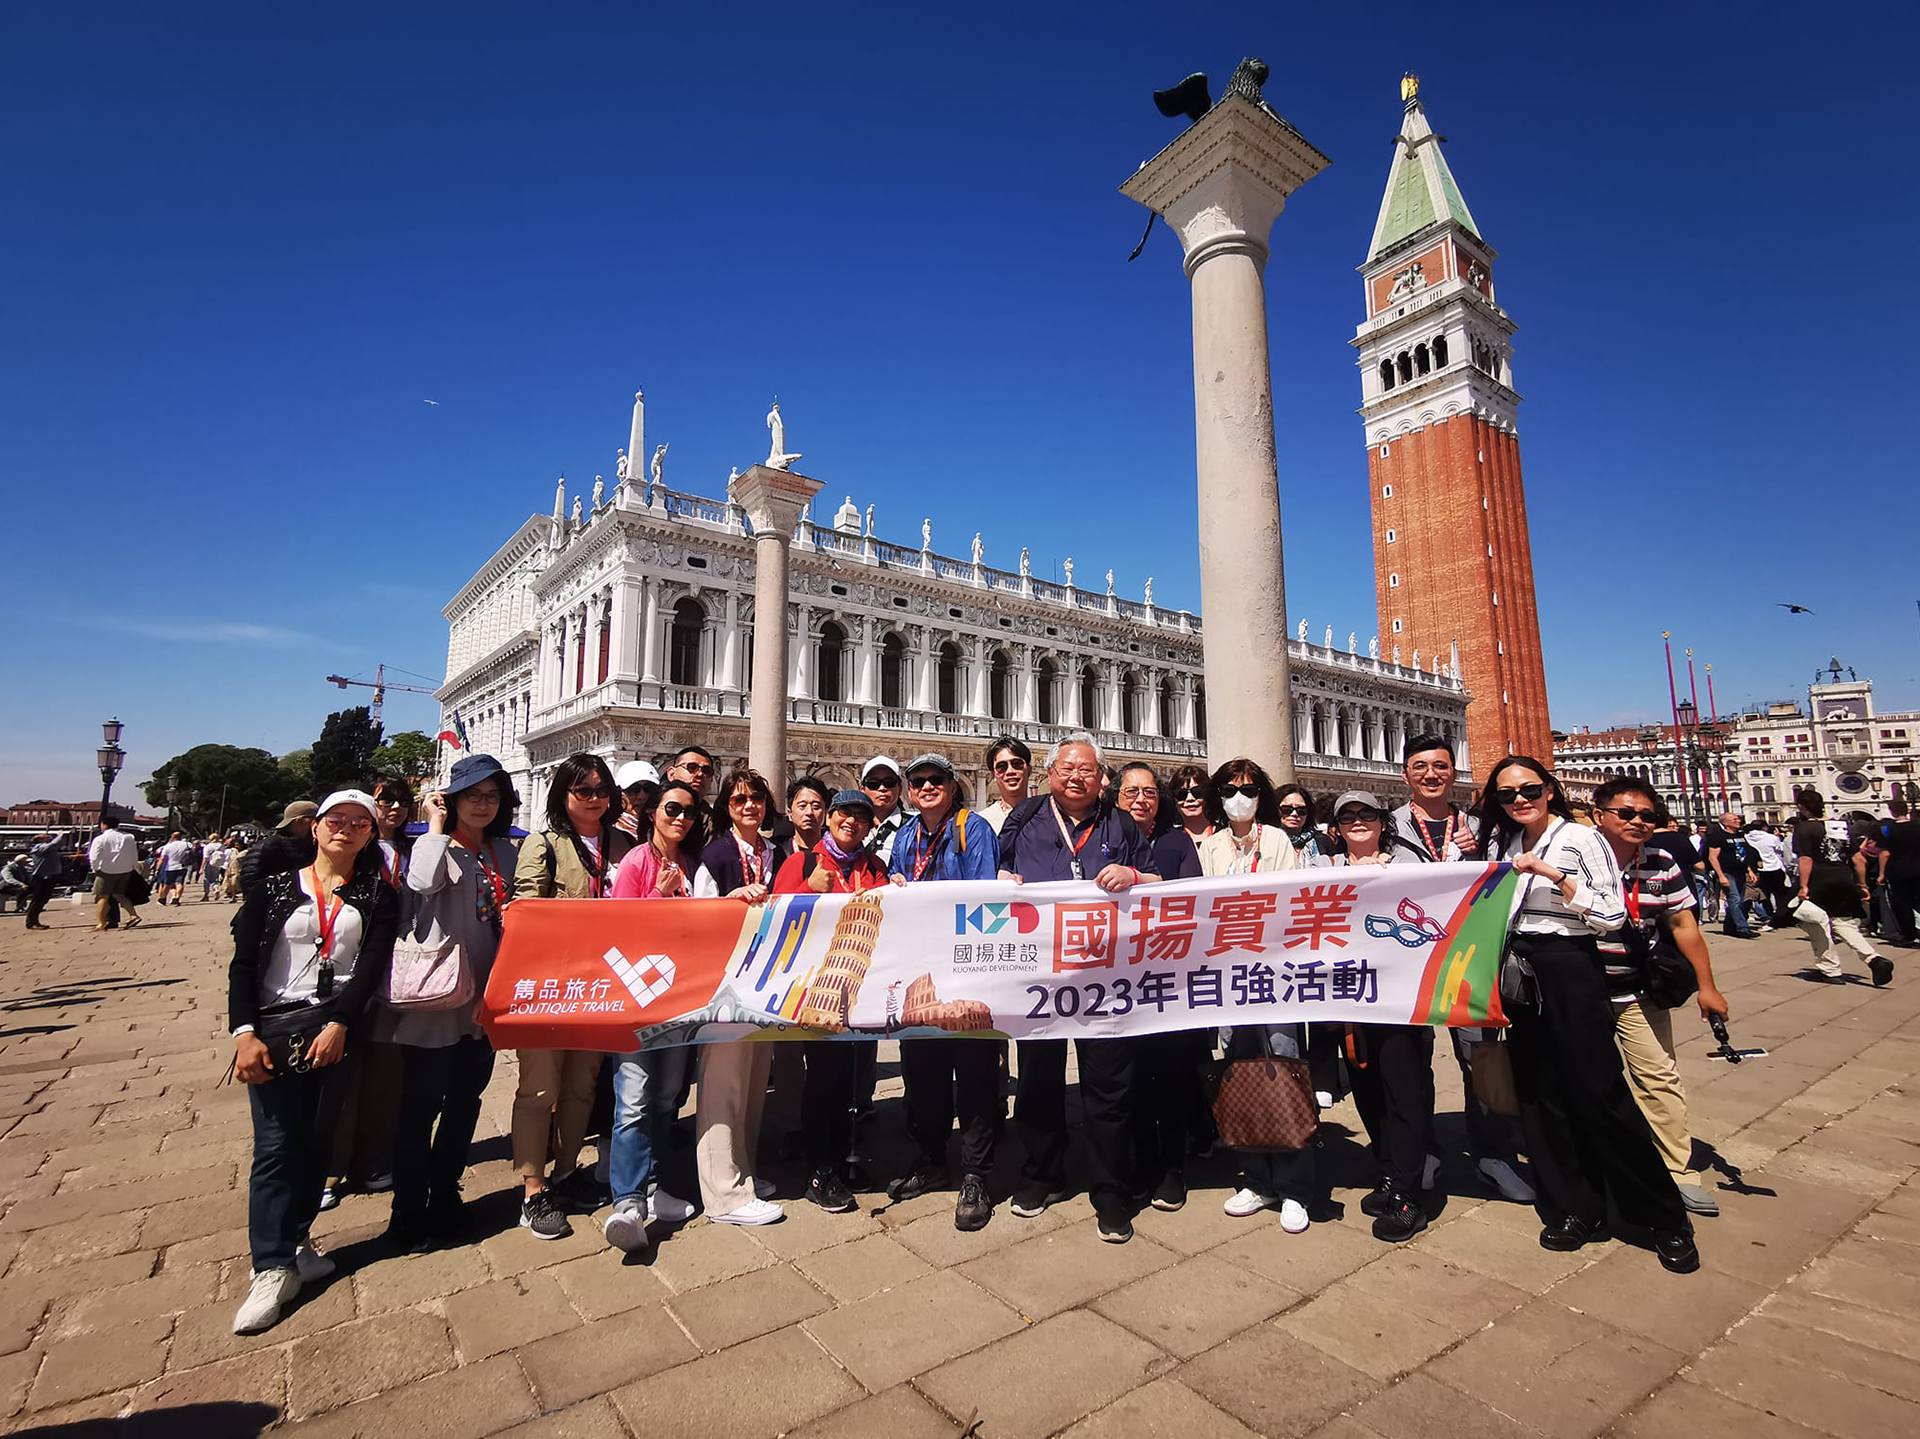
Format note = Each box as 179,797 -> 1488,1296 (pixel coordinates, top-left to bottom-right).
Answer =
7,1400 -> 279,1437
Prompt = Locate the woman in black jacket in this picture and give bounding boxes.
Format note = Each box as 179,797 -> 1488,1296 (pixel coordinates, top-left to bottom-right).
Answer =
228,789 -> 398,1336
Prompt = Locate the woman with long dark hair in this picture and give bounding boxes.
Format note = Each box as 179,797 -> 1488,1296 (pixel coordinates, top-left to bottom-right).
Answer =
508,752 -> 631,1241
381,756 -> 518,1253
1479,756 -> 1698,1272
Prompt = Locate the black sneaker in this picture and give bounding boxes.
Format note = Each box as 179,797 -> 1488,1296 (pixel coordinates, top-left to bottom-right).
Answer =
1096,1210 -> 1133,1244
550,1168 -> 610,1214
1371,1190 -> 1427,1243
807,1167 -> 857,1213
1870,956 -> 1895,987
1653,1226 -> 1701,1273
383,1211 -> 434,1256
1358,1178 -> 1394,1218
1539,1215 -> 1607,1252
521,1189 -> 573,1241
1010,1182 -> 1069,1218
955,1173 -> 992,1232
885,1158 -> 950,1203
1150,1171 -> 1187,1212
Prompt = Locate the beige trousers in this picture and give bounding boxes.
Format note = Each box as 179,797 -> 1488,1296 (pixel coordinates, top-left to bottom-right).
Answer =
1789,898 -> 1880,976
512,1048 -> 601,1181
1613,1000 -> 1697,1184
697,1040 -> 773,1215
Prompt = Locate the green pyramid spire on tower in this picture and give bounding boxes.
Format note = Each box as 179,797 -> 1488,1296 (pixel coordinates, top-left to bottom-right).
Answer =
1366,75 -> 1482,262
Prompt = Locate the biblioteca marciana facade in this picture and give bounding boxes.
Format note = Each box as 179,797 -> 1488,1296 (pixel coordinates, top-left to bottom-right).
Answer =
438,395 -> 1471,821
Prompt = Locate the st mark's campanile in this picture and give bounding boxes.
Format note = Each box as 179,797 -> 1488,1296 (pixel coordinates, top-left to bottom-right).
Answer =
1353,75 -> 1553,773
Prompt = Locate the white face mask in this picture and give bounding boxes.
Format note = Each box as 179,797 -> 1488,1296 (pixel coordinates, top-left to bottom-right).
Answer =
1221,794 -> 1258,823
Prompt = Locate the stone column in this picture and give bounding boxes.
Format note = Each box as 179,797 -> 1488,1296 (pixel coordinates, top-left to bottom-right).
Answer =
917,628 -> 939,712
856,615 -> 878,705
639,578 -> 661,684
791,604 -> 814,700
610,577 -> 642,686
734,465 -> 823,783
720,590 -> 742,693
1122,84 -> 1328,778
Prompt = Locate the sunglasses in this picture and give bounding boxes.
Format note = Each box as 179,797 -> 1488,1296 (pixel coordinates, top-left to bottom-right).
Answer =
907,774 -> 948,789
659,802 -> 693,820
991,759 -> 1028,773
866,776 -> 900,789
1337,810 -> 1382,825
1174,786 -> 1204,800
320,815 -> 372,834
1276,803 -> 1310,816
677,761 -> 714,775
1220,783 -> 1262,800
728,793 -> 764,807
1495,783 -> 1548,804
571,786 -> 613,801
1598,805 -> 1659,824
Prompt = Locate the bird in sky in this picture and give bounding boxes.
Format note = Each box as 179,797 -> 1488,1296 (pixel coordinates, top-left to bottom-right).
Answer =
1777,603 -> 1814,614
422,399 -> 440,406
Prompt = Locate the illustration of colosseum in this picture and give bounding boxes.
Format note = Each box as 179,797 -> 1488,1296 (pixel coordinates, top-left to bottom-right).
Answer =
794,892 -> 884,1032
899,974 -> 993,1032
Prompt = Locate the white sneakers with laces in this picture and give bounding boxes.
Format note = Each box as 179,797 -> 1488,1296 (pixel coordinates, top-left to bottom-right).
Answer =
711,1197 -> 783,1226
1223,1189 -> 1310,1232
233,1268 -> 300,1334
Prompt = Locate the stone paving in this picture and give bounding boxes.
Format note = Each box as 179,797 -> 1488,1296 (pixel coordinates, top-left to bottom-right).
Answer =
1,895 -> 1917,1437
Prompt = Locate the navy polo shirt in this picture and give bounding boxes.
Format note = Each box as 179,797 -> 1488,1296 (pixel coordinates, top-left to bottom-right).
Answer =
1000,795 -> 1150,883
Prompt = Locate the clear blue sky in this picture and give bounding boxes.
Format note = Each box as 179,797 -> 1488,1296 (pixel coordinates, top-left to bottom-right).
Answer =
6,1 -> 1916,802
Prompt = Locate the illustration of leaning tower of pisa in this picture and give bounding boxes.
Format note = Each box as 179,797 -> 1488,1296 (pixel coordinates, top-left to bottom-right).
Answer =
795,892 -> 885,1032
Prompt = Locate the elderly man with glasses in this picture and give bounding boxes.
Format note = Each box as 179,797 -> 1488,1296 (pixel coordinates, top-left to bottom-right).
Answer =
995,733 -> 1153,1242
1590,777 -> 1730,1218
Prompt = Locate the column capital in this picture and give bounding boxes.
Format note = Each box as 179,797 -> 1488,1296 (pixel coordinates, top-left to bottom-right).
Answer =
1120,95 -> 1330,275
733,464 -> 823,538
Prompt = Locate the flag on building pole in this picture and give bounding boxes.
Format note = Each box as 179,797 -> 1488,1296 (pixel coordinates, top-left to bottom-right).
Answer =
436,709 -> 470,751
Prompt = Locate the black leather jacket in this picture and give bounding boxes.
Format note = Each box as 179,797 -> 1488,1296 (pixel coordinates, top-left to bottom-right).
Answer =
227,859 -> 398,1033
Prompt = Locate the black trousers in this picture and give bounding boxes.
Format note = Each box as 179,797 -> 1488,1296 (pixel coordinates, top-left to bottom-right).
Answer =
1346,1023 -> 1435,1193
1889,878 -> 1920,945
801,1041 -> 857,1171
1014,1037 -> 1135,1213
329,1038 -> 404,1183
1506,934 -> 1686,1233
1131,1029 -> 1210,1185
1756,871 -> 1793,927
23,880 -> 55,927
247,1063 -> 351,1271
900,1038 -> 1003,1176
392,1037 -> 496,1219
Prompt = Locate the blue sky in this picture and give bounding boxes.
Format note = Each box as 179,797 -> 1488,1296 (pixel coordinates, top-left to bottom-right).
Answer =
5,1 -> 1916,801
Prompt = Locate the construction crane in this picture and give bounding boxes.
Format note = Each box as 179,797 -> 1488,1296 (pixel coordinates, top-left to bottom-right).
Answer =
323,663 -> 438,727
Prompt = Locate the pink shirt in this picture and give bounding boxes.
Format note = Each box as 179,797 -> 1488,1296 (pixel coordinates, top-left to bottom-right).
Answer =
611,843 -> 695,899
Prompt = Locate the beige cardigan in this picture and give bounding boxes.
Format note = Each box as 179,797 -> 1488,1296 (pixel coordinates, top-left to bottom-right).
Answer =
1198,824 -> 1300,877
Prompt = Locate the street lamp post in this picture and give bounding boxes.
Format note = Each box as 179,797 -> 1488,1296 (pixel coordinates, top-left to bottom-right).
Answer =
166,773 -> 180,832
96,718 -> 126,826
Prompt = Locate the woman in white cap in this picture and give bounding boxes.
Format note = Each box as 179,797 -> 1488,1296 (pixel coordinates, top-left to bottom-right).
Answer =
228,789 -> 397,1335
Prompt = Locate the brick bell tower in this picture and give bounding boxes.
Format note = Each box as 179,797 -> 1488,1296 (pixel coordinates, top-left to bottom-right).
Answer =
1353,74 -> 1552,772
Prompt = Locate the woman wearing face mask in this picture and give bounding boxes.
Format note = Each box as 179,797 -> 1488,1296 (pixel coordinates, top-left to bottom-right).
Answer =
1199,760 -> 1313,1230
1327,792 -> 1436,1244
1479,757 -> 1699,1273
600,781 -> 705,1253
508,753 -> 631,1241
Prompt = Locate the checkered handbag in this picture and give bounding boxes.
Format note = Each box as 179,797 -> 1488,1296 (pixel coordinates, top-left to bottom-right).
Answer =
1204,1041 -> 1320,1152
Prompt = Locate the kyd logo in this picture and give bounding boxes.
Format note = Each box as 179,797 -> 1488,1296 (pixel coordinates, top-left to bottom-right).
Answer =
955,901 -> 1040,936
604,946 -> 676,1006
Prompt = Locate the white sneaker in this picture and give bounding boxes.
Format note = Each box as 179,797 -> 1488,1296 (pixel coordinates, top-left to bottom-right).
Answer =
1279,1199 -> 1310,1233
1223,1188 -> 1276,1218
1422,1154 -> 1442,1191
648,1188 -> 697,1224
711,1197 -> 783,1226
1477,1157 -> 1537,1205
753,1177 -> 777,1200
294,1243 -> 336,1283
603,1198 -> 651,1254
233,1268 -> 300,1335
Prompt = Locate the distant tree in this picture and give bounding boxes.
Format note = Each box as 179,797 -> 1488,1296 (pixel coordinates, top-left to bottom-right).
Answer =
370,730 -> 437,782
279,749 -> 314,797
140,745 -> 301,829
309,707 -> 383,794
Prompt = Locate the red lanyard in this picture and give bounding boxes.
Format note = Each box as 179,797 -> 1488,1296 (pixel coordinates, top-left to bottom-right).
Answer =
1414,809 -> 1458,859
307,867 -> 343,960
471,847 -> 507,910
736,834 -> 766,886
379,840 -> 403,890
911,816 -> 954,881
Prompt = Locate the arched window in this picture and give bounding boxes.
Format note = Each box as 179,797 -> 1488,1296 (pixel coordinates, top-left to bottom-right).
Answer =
880,632 -> 905,709
988,650 -> 1011,721
1396,352 -> 1413,385
1158,675 -> 1176,737
1414,343 -> 1430,376
817,621 -> 846,702
1431,334 -> 1448,367
1120,670 -> 1140,734
1037,657 -> 1059,725
1310,702 -> 1324,754
669,598 -> 705,686
1379,359 -> 1395,391
937,641 -> 960,715
1194,682 -> 1206,740
1080,665 -> 1101,730
596,599 -> 611,685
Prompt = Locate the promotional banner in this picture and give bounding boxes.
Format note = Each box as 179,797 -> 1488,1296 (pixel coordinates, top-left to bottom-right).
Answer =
477,861 -> 1519,1052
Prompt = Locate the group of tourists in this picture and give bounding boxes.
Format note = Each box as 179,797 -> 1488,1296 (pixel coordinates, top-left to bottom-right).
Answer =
213,729 -> 1904,1337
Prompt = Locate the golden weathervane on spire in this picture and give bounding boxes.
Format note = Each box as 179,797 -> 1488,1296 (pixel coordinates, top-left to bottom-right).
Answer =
1401,72 -> 1420,104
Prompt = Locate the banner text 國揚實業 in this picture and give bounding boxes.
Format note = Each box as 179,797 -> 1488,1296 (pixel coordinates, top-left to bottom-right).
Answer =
476,862 -> 1519,1052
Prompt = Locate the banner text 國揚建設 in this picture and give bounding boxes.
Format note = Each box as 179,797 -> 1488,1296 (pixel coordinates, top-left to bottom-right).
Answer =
476,862 -> 1519,1052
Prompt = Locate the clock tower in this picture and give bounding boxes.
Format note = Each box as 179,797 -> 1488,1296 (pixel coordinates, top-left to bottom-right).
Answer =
1353,76 -> 1552,771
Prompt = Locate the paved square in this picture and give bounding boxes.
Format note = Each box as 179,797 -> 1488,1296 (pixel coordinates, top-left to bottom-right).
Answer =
1,901 -> 1916,1436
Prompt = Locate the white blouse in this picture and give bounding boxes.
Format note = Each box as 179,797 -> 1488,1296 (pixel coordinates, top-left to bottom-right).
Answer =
260,870 -> 366,1008
1490,819 -> 1627,937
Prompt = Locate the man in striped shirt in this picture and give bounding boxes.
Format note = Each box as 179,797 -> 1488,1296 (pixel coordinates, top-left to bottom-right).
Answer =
1590,777 -> 1731,1218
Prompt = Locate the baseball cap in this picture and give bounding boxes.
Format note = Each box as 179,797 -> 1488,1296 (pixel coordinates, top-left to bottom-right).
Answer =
615,760 -> 661,792
276,800 -> 319,830
904,752 -> 955,781
829,789 -> 876,816
861,755 -> 902,783
1332,790 -> 1386,816
316,790 -> 379,823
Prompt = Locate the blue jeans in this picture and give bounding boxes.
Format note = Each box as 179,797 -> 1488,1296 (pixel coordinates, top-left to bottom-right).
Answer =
610,1046 -> 689,1203
247,1065 -> 349,1271
1723,871 -> 1754,935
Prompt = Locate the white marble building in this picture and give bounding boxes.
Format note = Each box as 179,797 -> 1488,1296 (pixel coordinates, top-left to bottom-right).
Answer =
438,401 -> 1471,820
1729,662 -> 1919,824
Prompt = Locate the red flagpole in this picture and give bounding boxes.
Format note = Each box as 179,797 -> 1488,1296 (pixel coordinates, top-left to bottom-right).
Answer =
1664,633 -> 1690,825
1686,650 -> 1708,818
1705,663 -> 1730,808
